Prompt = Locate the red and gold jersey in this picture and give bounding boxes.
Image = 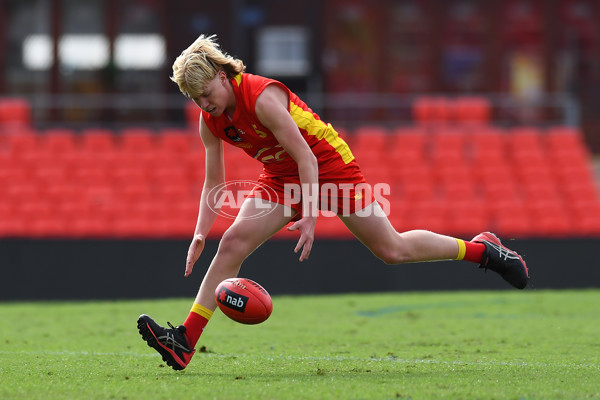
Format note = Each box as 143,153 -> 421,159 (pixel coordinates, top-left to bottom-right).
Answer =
202,73 -> 356,178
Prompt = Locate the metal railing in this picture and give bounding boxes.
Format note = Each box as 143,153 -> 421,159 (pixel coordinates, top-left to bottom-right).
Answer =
1,92 -> 581,131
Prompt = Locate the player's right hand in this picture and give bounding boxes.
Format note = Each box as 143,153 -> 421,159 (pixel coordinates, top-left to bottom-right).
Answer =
287,215 -> 316,262
185,234 -> 206,277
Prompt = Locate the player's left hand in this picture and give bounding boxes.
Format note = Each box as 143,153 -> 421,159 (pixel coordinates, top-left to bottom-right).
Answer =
287,216 -> 316,262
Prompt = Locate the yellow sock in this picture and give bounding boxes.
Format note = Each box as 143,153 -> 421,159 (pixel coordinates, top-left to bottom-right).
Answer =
454,238 -> 467,260
190,303 -> 214,320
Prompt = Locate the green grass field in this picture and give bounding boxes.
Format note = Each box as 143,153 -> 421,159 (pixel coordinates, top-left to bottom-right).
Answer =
1,290 -> 599,400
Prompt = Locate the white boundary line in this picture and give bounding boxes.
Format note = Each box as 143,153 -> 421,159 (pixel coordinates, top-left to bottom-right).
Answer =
1,350 -> 598,370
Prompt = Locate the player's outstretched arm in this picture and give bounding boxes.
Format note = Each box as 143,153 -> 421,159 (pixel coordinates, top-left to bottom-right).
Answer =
185,117 -> 225,277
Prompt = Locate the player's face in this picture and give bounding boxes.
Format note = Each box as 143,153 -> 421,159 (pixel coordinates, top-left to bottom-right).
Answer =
193,72 -> 231,117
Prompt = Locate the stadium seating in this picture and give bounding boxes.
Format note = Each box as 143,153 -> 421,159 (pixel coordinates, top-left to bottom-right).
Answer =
0,98 -> 31,127
412,96 -> 491,126
453,96 -> 492,125
412,97 -> 451,126
0,122 -> 598,239
185,101 -> 201,127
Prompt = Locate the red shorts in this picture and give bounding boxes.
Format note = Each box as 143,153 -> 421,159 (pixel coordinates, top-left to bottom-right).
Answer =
248,161 -> 375,220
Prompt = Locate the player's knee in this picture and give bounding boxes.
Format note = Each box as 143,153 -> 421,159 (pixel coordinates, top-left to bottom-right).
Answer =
217,228 -> 254,259
372,243 -> 413,265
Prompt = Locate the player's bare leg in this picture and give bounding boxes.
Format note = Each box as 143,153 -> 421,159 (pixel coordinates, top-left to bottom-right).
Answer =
338,202 -> 461,264
339,201 -> 528,288
193,199 -> 295,309
138,199 -> 294,370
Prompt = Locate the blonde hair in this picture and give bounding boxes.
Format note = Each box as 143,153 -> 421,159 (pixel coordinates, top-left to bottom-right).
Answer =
171,34 -> 246,98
